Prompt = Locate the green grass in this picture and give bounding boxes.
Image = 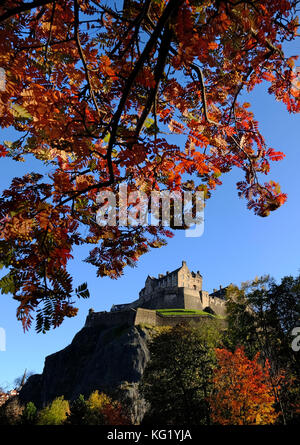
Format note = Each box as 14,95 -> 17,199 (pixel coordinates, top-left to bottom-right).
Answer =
156,308 -> 216,317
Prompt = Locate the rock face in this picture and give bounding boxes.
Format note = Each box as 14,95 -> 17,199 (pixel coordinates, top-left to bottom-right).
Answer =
19,323 -> 152,424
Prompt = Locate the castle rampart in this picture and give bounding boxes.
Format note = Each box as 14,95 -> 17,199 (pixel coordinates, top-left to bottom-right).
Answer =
84,307 -> 227,330
85,308 -> 136,329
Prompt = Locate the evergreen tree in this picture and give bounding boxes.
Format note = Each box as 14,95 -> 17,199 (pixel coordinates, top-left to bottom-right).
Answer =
139,322 -> 221,424
21,401 -> 37,425
65,395 -> 89,425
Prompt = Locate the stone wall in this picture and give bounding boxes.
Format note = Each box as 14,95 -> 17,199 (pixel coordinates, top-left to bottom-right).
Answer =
201,293 -> 227,317
140,288 -> 185,310
139,287 -> 226,316
85,309 -> 136,329
154,313 -> 227,329
134,308 -> 158,326
133,308 -> 227,328
86,307 -> 226,330
183,290 -> 204,311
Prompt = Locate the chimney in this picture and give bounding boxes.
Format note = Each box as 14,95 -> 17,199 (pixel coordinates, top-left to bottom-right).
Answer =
182,260 -> 187,267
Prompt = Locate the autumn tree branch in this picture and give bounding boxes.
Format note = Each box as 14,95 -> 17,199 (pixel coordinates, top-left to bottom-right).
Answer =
59,0 -> 184,205
0,0 -> 54,23
73,0 -> 102,119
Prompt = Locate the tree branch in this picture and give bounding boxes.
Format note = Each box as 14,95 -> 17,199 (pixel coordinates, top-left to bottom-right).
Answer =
133,23 -> 173,142
191,64 -> 220,126
59,0 -> 184,205
0,0 -> 54,23
73,0 -> 102,119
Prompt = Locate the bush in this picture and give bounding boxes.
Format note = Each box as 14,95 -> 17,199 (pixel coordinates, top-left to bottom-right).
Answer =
37,396 -> 69,425
85,391 -> 129,425
21,401 -> 38,424
0,397 -> 24,425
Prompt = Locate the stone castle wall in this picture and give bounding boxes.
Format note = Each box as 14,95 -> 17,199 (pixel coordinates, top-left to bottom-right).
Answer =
138,287 -> 227,316
134,308 -> 158,326
134,308 -> 222,327
84,309 -> 136,329
198,291 -> 227,317
85,307 -> 227,330
183,289 -> 204,311
139,287 -> 185,310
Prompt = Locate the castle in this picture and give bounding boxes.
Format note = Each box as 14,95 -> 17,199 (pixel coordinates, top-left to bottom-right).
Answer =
85,261 -> 227,329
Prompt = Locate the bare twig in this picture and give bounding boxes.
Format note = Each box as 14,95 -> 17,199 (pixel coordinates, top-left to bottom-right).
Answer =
73,0 -> 102,119
44,0 -> 56,68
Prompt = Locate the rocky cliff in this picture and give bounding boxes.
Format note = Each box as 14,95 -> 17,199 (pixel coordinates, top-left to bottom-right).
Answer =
19,322 -> 153,424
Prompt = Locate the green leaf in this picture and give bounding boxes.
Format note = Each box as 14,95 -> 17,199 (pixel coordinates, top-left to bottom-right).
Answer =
11,103 -> 33,119
0,272 -> 15,294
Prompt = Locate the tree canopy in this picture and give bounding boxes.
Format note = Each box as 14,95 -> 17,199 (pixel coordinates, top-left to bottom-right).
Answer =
139,323 -> 221,424
209,347 -> 279,425
0,0 -> 299,330
224,274 -> 300,424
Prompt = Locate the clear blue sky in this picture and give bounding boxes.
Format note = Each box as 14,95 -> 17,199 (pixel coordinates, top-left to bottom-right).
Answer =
0,40 -> 299,390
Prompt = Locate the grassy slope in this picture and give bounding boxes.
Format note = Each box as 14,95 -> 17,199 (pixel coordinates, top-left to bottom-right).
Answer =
156,308 -> 218,317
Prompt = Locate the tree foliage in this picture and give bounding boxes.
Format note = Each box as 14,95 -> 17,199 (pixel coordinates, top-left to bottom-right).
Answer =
0,391 -> 128,425
37,395 -> 70,425
65,394 -> 89,425
21,401 -> 38,425
0,397 -> 24,425
0,0 -> 299,330
224,274 -> 300,424
209,347 -> 279,425
139,322 -> 221,424
66,390 -> 129,425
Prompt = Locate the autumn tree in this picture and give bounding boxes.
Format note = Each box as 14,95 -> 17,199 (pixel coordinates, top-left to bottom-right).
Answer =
224,274 -> 300,424
83,390 -> 129,425
37,396 -> 70,425
0,397 -> 24,425
0,1 -> 299,330
209,347 -> 279,425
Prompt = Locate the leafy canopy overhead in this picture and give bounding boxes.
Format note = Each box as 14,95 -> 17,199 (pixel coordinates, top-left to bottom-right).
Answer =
0,0 -> 299,331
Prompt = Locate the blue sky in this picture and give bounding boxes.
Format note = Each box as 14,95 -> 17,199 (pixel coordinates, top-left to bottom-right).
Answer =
0,40 -> 299,390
